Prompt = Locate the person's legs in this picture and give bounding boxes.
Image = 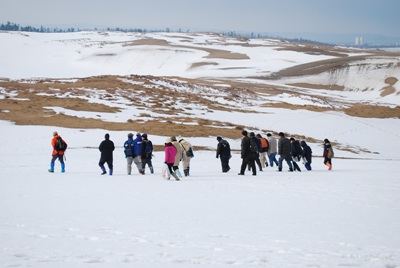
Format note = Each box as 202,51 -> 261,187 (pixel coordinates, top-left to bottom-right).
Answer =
278,155 -> 284,171
127,157 -> 133,175
99,159 -> 107,175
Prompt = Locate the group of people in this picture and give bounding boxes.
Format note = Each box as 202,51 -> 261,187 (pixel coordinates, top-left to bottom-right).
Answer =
99,133 -> 194,180
48,130 -> 333,177
48,131 -> 194,180
216,130 -> 334,175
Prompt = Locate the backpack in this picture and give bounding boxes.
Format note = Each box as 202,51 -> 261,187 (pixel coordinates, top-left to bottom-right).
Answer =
250,138 -> 258,153
260,137 -> 269,152
327,147 -> 334,158
124,141 -> 134,157
54,137 -> 67,151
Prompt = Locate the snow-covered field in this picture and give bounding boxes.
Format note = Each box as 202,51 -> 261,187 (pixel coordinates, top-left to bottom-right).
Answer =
1,31 -> 400,267
1,122 -> 400,268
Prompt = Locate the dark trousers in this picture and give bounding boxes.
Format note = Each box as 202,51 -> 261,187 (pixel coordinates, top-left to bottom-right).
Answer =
220,155 -> 231,172
99,158 -> 113,170
142,158 -> 153,172
240,154 -> 256,175
51,154 -> 64,164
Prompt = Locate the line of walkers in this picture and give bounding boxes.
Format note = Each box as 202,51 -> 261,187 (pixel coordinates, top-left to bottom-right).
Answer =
48,131 -> 333,176
216,130 -> 333,175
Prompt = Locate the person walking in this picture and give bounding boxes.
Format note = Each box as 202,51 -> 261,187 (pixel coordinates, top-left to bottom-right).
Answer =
164,137 -> 180,181
141,133 -> 154,174
323,138 -> 333,170
179,138 -> 194,176
257,133 -> 269,168
277,132 -> 293,172
250,132 -> 263,171
170,136 -> 183,177
124,133 -> 135,175
216,136 -> 231,172
48,131 -> 67,173
238,130 -> 257,175
301,140 -> 313,171
133,133 -> 144,174
266,132 -> 279,167
99,133 -> 115,175
290,137 -> 303,172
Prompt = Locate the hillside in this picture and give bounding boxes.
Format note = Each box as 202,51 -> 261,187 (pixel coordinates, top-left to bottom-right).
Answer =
0,31 -> 399,158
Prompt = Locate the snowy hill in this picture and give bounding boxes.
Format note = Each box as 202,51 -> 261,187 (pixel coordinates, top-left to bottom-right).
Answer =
1,31 -> 399,159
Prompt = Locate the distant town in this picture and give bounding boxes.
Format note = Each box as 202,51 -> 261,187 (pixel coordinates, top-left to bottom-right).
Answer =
1,21 -> 399,50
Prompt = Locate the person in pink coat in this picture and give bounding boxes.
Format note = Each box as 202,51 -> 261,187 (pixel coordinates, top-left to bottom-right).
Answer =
164,137 -> 180,181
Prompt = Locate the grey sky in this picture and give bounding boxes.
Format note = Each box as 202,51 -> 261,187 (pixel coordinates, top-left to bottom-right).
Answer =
1,0 -> 399,38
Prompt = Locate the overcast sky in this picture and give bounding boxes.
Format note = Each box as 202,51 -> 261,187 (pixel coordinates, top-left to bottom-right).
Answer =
1,0 -> 399,38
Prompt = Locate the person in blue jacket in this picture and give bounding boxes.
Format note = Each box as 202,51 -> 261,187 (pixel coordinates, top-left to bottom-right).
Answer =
124,133 -> 135,175
133,133 -> 144,174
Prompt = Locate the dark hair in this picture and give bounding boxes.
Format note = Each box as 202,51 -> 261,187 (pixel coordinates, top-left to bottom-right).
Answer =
242,130 -> 248,136
217,136 -> 222,141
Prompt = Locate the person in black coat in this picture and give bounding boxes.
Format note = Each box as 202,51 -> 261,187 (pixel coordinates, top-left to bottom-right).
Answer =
99,133 -> 115,175
141,133 -> 154,174
278,132 -> 293,172
239,130 -> 257,175
290,137 -> 303,172
216,136 -> 231,173
323,138 -> 333,170
300,140 -> 312,171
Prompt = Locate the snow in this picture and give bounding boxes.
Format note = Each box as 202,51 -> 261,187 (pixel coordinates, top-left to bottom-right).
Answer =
1,31 -> 400,267
0,122 -> 399,267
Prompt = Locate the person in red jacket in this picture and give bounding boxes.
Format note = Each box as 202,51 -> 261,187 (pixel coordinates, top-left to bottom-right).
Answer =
164,137 -> 179,181
49,131 -> 67,173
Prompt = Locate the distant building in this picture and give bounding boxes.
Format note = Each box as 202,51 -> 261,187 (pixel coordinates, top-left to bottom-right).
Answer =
355,36 -> 364,46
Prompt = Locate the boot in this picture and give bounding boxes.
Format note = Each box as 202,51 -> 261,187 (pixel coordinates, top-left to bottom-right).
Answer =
48,161 -> 55,173
150,166 -> 154,174
175,169 -> 182,178
186,167 -> 190,176
171,172 -> 180,181
109,169 -> 113,176
100,165 -> 107,175
326,163 -> 332,170
61,163 -> 65,173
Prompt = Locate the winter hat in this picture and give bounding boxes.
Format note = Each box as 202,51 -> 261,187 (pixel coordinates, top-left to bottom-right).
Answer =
136,133 -> 141,136
241,130 -> 248,136
266,132 -> 272,137
105,133 -> 110,140
53,131 -> 58,136
128,133 -> 133,138
250,132 -> 255,137
290,137 -> 295,141
171,136 -> 177,142
142,133 -> 148,139
217,136 -> 222,141
278,132 -> 285,137
165,137 -> 171,144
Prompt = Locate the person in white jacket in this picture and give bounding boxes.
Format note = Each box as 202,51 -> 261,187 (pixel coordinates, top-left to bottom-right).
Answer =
266,132 -> 279,167
178,138 -> 194,176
